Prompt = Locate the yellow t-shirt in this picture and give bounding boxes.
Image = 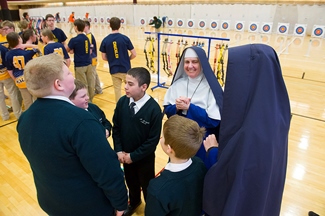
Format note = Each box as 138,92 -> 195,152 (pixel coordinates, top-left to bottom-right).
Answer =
0,34 -> 6,43
0,34 -> 9,48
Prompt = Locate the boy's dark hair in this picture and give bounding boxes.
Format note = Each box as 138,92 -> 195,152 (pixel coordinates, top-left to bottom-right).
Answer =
41,28 -> 54,40
127,67 -> 150,89
74,19 -> 85,32
69,79 -> 86,100
84,20 -> 90,27
21,29 -> 34,43
109,17 -> 121,31
6,32 -> 20,48
163,115 -> 206,159
45,14 -> 54,21
23,12 -> 29,18
153,16 -> 157,20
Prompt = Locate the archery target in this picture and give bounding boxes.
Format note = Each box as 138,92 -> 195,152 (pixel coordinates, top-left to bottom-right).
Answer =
261,35 -> 270,43
311,25 -> 325,38
210,31 -> 217,37
221,31 -> 228,38
140,18 -> 146,26
235,21 -> 244,32
177,19 -> 185,28
100,17 -> 104,24
292,37 -> 303,48
248,22 -> 259,33
248,34 -> 257,42
277,23 -> 289,35
294,24 -> 307,37
93,17 -> 98,24
235,33 -> 243,40
198,31 -> 205,36
261,22 -> 273,34
120,17 -> 126,25
221,21 -> 230,30
106,17 -> 110,24
187,19 -> 194,28
209,20 -> 219,30
167,18 -> 174,27
274,35 -> 287,48
276,35 -> 287,43
187,30 -> 194,35
198,20 -> 206,29
311,38 -> 322,48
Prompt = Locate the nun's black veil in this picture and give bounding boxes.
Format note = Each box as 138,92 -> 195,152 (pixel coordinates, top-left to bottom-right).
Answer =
203,44 -> 291,216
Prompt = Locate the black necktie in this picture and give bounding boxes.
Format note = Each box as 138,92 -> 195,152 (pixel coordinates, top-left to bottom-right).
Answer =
130,102 -> 136,116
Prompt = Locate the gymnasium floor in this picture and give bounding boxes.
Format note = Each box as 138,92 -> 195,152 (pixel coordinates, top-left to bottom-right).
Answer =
0,23 -> 324,215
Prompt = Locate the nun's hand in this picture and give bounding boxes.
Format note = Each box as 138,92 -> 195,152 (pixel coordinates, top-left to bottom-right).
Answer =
203,134 -> 219,152
178,96 -> 190,104
176,98 -> 190,110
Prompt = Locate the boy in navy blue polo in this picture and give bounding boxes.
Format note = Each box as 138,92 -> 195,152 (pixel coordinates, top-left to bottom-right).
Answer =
67,19 -> 95,102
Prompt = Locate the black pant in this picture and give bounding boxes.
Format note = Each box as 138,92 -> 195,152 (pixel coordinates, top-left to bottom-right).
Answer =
123,154 -> 155,206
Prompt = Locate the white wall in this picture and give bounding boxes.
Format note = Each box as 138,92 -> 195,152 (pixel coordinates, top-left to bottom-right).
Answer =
21,3 -> 325,35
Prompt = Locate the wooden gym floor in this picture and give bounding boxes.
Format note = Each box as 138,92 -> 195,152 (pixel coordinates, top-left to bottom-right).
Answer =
0,23 -> 324,216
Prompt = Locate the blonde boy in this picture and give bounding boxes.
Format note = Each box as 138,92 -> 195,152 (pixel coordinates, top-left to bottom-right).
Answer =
17,54 -> 127,216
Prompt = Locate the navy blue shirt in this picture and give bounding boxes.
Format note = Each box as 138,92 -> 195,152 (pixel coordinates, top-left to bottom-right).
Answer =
43,42 -> 70,60
68,34 -> 91,67
5,48 -> 37,88
52,28 -> 67,43
0,45 -> 8,69
99,33 -> 134,74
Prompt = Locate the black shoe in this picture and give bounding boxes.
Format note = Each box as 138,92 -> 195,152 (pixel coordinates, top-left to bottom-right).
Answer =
123,201 -> 142,216
308,211 -> 319,216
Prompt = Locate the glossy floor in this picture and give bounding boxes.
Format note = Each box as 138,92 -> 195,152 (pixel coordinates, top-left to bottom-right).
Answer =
0,23 -> 324,216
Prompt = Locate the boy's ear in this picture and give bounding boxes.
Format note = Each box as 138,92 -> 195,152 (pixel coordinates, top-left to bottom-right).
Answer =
54,79 -> 63,91
141,83 -> 148,92
166,144 -> 174,154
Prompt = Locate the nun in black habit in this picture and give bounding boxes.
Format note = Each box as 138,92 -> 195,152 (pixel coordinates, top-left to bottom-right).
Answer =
203,44 -> 291,216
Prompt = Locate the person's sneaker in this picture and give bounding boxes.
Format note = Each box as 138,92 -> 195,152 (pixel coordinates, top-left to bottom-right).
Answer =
7,105 -> 13,112
95,89 -> 103,94
2,116 -> 9,121
308,211 -> 319,216
123,201 -> 142,216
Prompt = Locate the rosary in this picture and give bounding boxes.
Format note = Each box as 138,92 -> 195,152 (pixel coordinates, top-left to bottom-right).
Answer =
186,76 -> 204,100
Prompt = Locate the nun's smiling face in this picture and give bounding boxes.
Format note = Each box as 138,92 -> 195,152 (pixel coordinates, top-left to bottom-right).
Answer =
184,57 -> 201,78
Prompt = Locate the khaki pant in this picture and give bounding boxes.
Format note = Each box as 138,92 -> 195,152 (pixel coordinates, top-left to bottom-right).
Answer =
111,73 -> 126,103
93,65 -> 102,93
69,22 -> 74,33
75,65 -> 95,102
19,88 -> 34,111
0,78 -> 22,120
